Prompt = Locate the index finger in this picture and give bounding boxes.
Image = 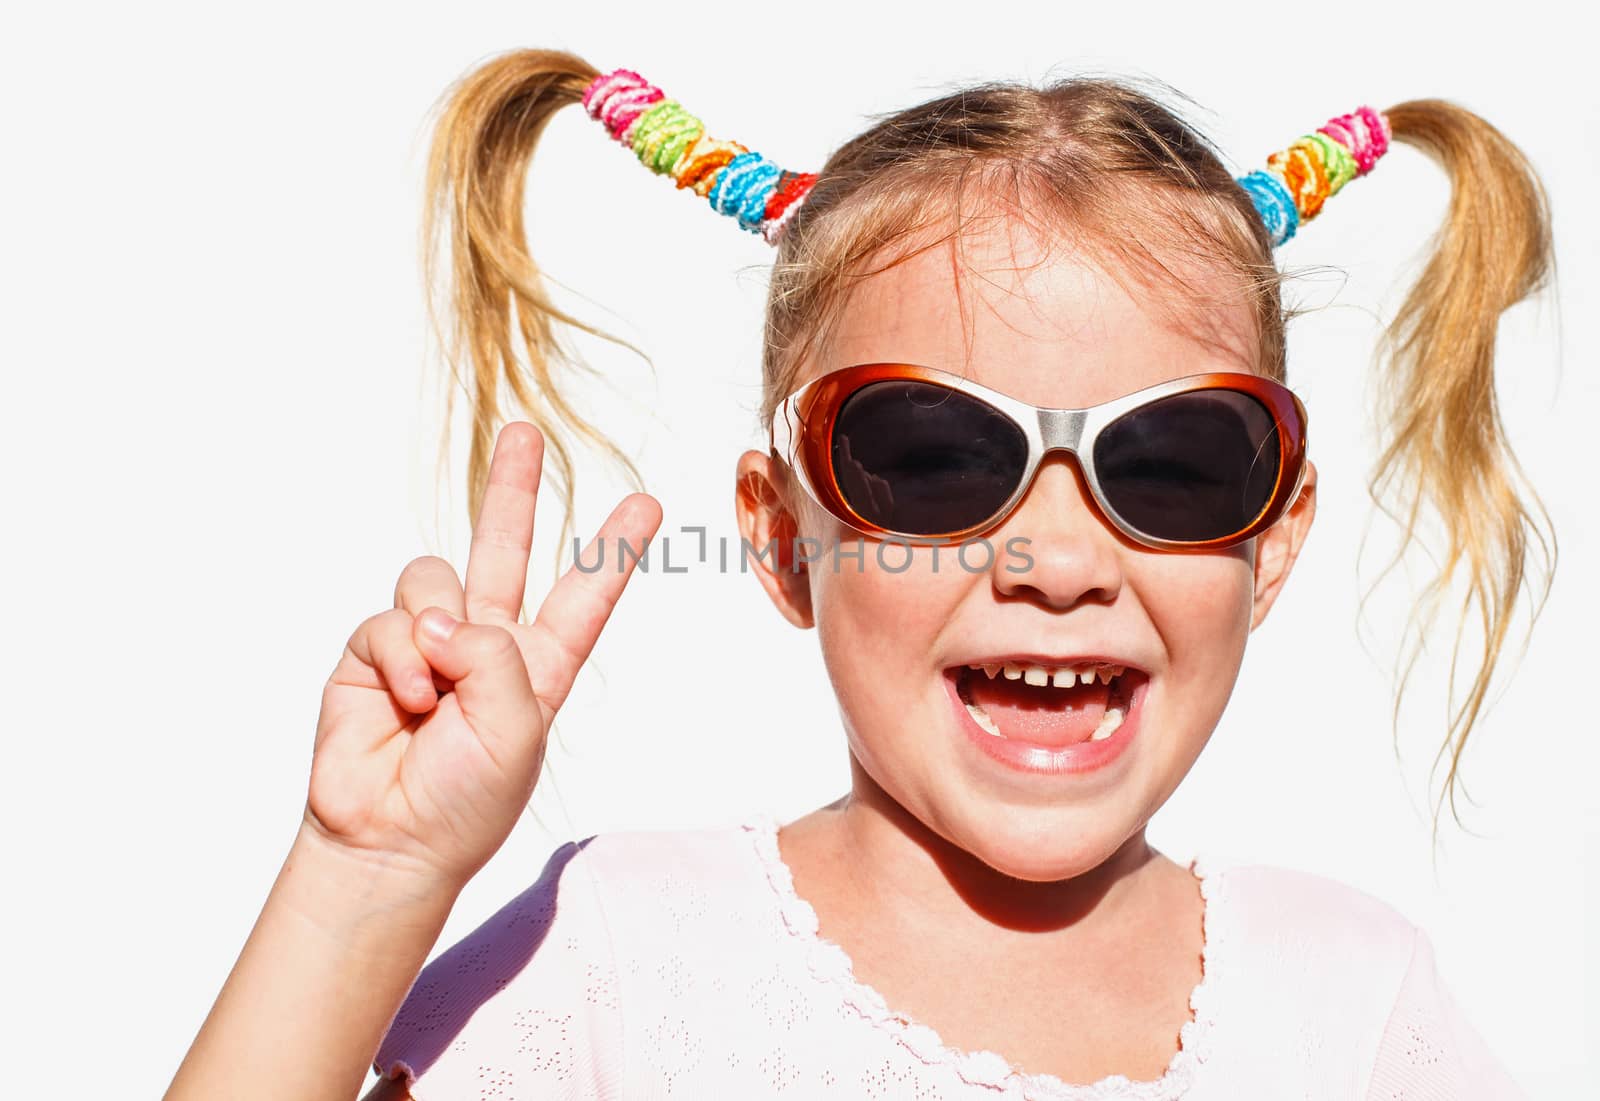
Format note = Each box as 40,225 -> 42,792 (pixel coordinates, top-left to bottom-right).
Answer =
463,422 -> 543,625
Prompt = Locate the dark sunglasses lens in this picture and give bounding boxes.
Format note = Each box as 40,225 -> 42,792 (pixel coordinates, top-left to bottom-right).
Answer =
831,381 -> 1029,534
1092,390 -> 1282,542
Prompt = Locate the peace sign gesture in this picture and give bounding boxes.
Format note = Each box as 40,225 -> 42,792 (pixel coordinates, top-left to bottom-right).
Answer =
302,422 -> 662,888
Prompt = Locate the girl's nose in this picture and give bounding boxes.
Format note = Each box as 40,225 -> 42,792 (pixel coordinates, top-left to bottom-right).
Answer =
989,454 -> 1125,609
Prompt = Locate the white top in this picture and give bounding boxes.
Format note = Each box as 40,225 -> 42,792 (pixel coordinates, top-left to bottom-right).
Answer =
373,813 -> 1526,1099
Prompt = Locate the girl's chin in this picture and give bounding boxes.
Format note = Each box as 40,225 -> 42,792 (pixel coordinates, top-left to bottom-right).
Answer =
935,804 -> 1151,884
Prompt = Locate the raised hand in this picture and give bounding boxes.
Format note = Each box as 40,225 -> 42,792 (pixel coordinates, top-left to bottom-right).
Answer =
301,422 -> 662,887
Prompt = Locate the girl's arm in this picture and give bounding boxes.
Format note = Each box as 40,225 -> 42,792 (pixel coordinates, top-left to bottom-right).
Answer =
167,823 -> 458,1101
167,425 -> 660,1100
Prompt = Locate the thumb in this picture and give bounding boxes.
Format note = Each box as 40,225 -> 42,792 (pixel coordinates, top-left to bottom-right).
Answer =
413,607 -> 543,765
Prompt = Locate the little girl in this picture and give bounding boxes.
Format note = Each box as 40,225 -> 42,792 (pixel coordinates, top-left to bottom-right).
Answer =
169,48 -> 1554,1100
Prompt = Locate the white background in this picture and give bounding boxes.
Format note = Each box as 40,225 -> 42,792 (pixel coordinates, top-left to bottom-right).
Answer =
3,2 -> 1594,1096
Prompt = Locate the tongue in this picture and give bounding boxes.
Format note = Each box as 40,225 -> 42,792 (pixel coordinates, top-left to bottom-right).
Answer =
965,671 -> 1110,748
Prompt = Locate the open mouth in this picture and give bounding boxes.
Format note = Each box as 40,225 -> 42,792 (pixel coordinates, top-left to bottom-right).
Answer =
951,661 -> 1146,749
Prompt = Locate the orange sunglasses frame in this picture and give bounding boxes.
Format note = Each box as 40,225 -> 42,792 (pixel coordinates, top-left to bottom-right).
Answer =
769,362 -> 1310,551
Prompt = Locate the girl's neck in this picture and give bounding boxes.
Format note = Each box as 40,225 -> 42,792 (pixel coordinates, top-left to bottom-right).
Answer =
773,760 -> 1208,1088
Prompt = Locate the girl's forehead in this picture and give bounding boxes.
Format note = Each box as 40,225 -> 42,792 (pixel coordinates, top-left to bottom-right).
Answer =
817,219 -> 1261,408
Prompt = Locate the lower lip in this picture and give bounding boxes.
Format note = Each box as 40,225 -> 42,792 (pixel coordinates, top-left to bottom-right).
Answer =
945,671 -> 1146,776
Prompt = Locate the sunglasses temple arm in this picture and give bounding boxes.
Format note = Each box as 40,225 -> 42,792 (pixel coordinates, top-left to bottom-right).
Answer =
769,399 -> 798,466
1286,403 -> 1310,507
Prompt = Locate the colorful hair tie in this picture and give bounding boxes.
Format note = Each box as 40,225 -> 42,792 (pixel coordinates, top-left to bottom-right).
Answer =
584,72 -> 1388,253
581,68 -> 818,245
1237,105 -> 1392,247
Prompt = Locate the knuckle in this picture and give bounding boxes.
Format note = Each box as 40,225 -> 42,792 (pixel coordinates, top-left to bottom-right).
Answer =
366,608 -> 415,655
465,591 -> 523,623
532,620 -> 583,676
394,555 -> 458,604
376,606 -> 414,633
351,608 -> 395,645
471,524 -> 532,552
471,622 -> 520,659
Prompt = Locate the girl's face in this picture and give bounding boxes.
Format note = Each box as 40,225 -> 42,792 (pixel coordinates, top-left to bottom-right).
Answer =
737,212 -> 1316,882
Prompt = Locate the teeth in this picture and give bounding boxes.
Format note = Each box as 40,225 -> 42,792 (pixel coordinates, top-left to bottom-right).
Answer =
1089,705 -> 1126,742
965,697 -> 1128,743
968,661 -> 1127,685
965,701 -> 1004,737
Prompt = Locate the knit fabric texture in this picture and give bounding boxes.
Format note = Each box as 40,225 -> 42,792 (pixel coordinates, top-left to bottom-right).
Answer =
373,814 -> 1524,1099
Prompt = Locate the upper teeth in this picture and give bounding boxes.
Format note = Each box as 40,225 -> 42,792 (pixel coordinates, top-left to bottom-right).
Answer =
971,662 -> 1125,686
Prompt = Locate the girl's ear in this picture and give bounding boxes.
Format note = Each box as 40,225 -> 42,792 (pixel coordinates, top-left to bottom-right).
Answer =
735,450 -> 815,629
1249,459 -> 1318,631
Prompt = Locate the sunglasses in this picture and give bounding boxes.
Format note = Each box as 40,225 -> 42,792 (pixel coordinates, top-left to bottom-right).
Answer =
769,363 -> 1309,551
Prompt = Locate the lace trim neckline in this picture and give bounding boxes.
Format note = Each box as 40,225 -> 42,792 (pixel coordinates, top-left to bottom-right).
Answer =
740,813 -> 1223,1101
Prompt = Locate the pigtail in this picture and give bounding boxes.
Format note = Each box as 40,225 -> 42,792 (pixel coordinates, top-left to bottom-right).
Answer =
1369,99 -> 1556,833
423,48 -> 644,580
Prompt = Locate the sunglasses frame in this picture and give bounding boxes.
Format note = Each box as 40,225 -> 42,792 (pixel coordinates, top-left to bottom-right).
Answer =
769,362 -> 1310,551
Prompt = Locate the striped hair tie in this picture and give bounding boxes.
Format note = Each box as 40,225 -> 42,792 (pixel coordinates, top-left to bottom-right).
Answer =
581,68 -> 818,245
1237,105 -> 1392,247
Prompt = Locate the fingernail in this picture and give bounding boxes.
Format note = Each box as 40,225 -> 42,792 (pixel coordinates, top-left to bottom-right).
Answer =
418,608 -> 457,643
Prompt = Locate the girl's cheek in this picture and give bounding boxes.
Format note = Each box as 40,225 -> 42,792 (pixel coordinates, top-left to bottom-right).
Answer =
811,554 -> 967,709
816,548 -> 963,630
1144,557 -> 1256,668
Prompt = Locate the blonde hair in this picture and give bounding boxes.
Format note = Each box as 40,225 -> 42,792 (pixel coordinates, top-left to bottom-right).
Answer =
421,48 -> 1556,832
